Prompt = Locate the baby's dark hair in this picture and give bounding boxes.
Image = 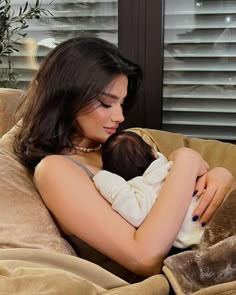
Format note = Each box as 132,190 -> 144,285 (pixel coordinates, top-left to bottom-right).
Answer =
102,131 -> 156,181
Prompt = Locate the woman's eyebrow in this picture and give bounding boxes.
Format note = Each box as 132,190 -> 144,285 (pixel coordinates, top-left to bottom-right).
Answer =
101,92 -> 119,100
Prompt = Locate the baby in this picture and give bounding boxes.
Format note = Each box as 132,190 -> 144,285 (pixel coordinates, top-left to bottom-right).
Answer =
93,131 -> 204,249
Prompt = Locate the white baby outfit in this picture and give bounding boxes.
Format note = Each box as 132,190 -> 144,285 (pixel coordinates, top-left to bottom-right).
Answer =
93,152 -> 204,248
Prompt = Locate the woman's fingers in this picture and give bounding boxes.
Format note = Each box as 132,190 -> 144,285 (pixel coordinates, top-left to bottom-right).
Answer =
192,185 -> 216,224
192,167 -> 235,225
194,174 -> 206,196
198,188 -> 226,225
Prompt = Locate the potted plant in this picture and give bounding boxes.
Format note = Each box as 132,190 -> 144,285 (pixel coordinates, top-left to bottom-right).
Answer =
0,0 -> 51,88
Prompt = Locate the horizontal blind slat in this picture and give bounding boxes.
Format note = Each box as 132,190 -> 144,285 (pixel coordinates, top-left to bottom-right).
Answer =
164,29 -> 236,43
163,85 -> 236,99
164,44 -> 236,57
163,98 -> 236,113
164,72 -> 236,85
162,112 -> 236,126
165,0 -> 236,15
164,57 -> 236,71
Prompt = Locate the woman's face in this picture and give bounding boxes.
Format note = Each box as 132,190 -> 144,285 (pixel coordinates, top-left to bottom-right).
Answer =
76,75 -> 128,145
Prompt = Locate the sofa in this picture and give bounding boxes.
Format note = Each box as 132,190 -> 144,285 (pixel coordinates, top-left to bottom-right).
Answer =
0,87 -> 236,294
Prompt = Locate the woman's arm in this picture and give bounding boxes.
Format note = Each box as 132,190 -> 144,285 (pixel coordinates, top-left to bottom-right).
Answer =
93,170 -> 159,227
34,148 -> 208,276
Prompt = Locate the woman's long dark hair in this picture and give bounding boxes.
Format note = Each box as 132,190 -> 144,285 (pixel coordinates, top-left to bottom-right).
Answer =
14,36 -> 142,171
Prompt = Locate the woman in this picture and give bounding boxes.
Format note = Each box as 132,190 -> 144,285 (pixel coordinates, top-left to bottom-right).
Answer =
14,36 -> 234,281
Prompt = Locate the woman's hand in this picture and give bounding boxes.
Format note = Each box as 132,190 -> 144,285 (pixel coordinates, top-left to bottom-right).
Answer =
192,167 -> 235,225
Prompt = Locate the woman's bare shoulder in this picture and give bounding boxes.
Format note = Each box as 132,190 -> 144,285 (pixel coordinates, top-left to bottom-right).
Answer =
35,154 -> 71,170
35,154 -> 87,177
34,154 -> 92,192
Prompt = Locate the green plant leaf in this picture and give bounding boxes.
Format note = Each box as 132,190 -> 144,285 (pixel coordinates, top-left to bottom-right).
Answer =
18,32 -> 27,37
23,1 -> 28,13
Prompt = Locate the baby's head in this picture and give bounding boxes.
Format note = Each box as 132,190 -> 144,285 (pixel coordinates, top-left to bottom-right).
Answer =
102,131 -> 156,181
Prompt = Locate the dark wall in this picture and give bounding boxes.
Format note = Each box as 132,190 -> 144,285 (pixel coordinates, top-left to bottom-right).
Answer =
118,0 -> 165,130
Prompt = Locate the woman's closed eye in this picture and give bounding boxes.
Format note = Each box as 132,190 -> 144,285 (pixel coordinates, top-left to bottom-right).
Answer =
97,93 -> 125,109
98,100 -> 112,108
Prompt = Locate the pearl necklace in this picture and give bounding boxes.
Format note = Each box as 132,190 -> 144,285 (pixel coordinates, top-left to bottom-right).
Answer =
73,143 -> 102,153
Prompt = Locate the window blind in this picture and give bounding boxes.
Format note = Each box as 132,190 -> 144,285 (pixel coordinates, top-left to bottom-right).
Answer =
0,0 -> 118,89
163,0 -> 236,141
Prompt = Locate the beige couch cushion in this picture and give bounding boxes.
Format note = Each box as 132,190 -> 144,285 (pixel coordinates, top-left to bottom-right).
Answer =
0,125 -> 76,255
0,88 -> 23,138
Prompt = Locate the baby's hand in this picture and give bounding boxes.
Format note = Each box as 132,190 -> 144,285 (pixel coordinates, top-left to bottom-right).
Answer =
169,147 -> 209,177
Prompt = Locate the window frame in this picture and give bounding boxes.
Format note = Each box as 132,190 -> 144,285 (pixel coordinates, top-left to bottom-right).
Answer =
118,0 -> 165,130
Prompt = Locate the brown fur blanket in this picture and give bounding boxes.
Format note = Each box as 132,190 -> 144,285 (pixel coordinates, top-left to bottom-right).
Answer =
164,189 -> 236,294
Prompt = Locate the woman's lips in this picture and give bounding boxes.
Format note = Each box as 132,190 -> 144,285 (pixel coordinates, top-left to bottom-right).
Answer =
104,127 -> 118,134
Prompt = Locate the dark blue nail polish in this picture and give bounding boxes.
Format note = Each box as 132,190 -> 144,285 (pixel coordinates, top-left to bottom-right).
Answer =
192,190 -> 198,197
192,215 -> 199,222
202,222 -> 206,227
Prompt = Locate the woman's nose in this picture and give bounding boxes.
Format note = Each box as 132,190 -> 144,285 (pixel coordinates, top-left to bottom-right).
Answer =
111,105 -> 125,123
